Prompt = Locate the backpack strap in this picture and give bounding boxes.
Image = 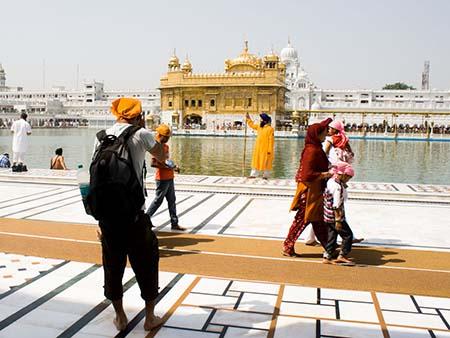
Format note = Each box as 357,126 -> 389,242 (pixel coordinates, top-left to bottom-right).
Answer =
118,125 -> 141,143
118,125 -> 143,189
96,130 -> 107,142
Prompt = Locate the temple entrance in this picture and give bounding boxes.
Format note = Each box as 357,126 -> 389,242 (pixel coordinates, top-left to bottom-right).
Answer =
184,114 -> 203,129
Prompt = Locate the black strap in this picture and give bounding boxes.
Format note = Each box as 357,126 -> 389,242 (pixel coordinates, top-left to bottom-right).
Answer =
119,125 -> 143,189
118,125 -> 141,143
96,130 -> 107,142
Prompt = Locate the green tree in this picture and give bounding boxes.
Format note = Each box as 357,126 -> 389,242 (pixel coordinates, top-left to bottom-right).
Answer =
382,82 -> 416,90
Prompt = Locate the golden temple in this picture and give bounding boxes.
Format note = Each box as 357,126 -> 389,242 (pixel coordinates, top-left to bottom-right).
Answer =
159,41 -> 287,129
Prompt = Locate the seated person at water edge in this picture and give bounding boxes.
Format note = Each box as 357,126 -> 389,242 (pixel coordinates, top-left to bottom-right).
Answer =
50,148 -> 68,170
245,112 -> 274,179
146,124 -> 185,231
0,153 -> 11,168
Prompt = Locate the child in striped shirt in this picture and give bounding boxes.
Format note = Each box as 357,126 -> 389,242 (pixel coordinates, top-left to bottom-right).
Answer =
323,162 -> 355,265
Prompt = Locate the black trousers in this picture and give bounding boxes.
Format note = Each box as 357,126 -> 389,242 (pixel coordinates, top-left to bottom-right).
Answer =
324,220 -> 353,259
146,179 -> 178,227
99,212 -> 159,301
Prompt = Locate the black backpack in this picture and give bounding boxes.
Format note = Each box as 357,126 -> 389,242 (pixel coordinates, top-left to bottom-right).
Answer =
87,125 -> 144,223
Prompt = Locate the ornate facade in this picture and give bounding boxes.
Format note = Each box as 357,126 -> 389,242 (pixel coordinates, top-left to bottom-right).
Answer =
280,41 -> 450,132
159,41 -> 286,130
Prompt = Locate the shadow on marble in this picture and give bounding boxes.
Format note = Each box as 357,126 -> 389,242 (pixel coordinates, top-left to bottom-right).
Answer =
298,246 -> 405,266
158,232 -> 215,258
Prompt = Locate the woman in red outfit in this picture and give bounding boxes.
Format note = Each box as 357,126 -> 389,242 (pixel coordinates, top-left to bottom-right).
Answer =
282,118 -> 333,257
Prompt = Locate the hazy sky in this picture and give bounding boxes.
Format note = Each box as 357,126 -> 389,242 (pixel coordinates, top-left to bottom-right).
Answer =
2,0 -> 449,91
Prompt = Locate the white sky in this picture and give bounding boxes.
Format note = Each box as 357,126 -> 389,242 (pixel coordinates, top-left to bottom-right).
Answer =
1,0 -> 449,91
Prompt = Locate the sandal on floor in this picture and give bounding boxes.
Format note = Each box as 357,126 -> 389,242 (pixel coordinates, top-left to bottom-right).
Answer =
282,250 -> 299,257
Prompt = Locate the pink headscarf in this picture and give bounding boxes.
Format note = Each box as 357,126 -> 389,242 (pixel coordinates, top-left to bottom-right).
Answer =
329,120 -> 349,149
330,161 -> 355,178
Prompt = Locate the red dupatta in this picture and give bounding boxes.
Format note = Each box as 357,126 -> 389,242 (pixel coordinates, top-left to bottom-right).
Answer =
295,118 -> 332,182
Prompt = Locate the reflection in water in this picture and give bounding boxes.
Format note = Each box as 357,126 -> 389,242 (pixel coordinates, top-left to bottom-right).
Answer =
0,129 -> 449,184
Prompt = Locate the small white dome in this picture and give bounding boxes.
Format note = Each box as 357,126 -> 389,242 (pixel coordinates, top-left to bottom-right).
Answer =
280,42 -> 298,62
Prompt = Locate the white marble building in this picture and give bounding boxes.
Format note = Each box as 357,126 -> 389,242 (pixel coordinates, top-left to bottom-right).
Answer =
0,64 -> 160,128
280,42 -> 450,129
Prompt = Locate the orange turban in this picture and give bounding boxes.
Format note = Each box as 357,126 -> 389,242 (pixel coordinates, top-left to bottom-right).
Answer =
156,124 -> 171,137
111,98 -> 142,119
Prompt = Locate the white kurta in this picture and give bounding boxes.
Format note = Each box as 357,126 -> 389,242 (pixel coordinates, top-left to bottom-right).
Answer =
11,119 -> 32,153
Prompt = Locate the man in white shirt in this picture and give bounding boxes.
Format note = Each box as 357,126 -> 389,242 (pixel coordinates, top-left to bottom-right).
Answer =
10,112 -> 32,171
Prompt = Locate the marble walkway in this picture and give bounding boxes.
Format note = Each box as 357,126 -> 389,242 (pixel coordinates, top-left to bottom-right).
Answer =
0,169 -> 449,337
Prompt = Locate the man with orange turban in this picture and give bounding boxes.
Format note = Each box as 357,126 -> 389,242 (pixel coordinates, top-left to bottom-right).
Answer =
146,124 -> 185,231
93,98 -> 165,332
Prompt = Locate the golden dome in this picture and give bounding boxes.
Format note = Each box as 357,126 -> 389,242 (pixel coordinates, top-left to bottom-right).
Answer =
225,41 -> 263,72
181,55 -> 192,73
168,49 -> 180,69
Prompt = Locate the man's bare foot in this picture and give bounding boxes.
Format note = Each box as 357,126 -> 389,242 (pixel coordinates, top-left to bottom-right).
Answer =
322,258 -> 334,264
113,313 -> 128,331
352,238 -> 364,244
335,255 -> 355,266
144,315 -> 164,331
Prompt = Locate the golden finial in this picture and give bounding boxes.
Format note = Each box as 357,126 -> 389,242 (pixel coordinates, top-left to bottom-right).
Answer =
244,40 -> 249,53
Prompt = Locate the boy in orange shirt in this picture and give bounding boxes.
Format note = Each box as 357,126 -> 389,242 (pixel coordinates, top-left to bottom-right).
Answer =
146,124 -> 185,231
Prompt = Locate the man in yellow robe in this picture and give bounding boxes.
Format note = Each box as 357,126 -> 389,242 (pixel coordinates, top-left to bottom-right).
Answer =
246,112 -> 275,179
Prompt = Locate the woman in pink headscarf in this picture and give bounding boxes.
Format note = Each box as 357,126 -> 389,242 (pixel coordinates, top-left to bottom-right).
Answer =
324,120 -> 354,164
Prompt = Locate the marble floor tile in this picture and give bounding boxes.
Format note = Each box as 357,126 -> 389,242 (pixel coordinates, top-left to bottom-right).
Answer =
387,326 -> 438,338
0,262 -> 92,310
211,309 -> 272,330
38,268 -> 105,315
230,281 -> 279,295
236,293 -> 278,314
282,285 -> 317,304
183,293 -> 238,310
199,196 -> 252,234
153,327 -> 219,338
376,292 -> 418,312
338,301 -> 379,323
273,316 -> 316,338
320,320 -> 384,338
414,295 -> 450,310
192,277 -> 231,295
0,322 -> 63,338
279,302 -> 336,319
383,310 -> 448,330
176,194 -> 238,230
224,326 -> 268,338
164,305 -> 213,330
321,288 -> 373,302
11,308 -> 80,331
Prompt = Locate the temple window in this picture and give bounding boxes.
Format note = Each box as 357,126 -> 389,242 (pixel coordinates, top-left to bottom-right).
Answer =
210,99 -> 215,107
198,100 -> 203,107
184,100 -> 189,107
247,98 -> 252,107
191,100 -> 196,107
168,101 -> 173,107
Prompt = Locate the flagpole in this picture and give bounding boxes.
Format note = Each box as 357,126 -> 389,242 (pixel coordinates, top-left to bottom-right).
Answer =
242,113 -> 248,177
